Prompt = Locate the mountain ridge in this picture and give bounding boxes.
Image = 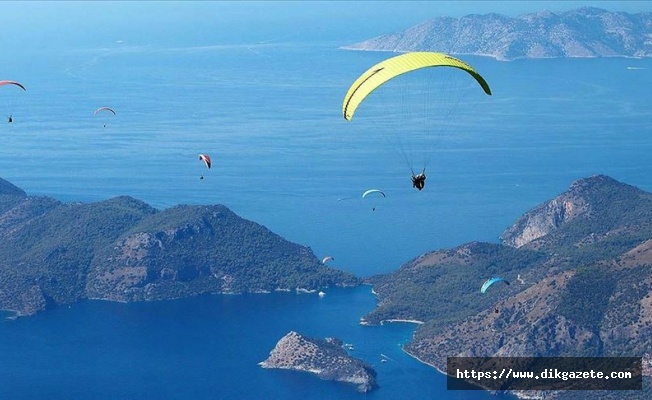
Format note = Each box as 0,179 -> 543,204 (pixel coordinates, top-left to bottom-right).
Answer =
342,7 -> 652,61
366,174 -> 652,399
0,177 -> 360,316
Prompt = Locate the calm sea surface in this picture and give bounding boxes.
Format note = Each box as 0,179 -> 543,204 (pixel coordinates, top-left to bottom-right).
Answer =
0,41 -> 651,398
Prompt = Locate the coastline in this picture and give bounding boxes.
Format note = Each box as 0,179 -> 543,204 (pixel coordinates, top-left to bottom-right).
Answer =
402,347 -> 539,400
338,46 -> 650,62
1,309 -> 19,320
7,287 -> 336,320
403,347 -> 445,374
380,318 -> 424,325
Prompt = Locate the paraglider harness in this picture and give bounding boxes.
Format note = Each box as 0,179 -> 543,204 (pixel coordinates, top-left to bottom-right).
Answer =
7,115 -> 12,123
411,169 -> 426,191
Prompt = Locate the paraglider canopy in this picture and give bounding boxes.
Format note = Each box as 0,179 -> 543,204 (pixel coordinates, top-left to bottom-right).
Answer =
198,154 -> 211,169
362,189 -> 386,199
481,277 -> 510,294
1,81 -> 26,123
322,256 -> 334,264
342,52 -> 491,121
93,107 -> 116,115
362,189 -> 386,211
0,81 -> 26,91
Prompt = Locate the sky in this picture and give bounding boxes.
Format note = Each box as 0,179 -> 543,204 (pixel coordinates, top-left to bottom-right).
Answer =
1,1 -> 651,52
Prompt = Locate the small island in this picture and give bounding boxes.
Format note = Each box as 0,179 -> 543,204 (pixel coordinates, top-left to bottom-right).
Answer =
259,331 -> 378,393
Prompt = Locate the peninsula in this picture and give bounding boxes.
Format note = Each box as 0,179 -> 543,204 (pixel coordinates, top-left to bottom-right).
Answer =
0,178 -> 360,316
366,175 -> 652,399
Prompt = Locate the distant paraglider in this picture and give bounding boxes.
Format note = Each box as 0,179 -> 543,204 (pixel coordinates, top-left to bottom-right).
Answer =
481,277 -> 510,314
322,256 -> 334,265
199,154 -> 211,169
0,81 -> 26,91
481,277 -> 510,294
198,154 -> 211,180
94,107 -> 116,128
362,189 -> 385,211
1,80 -> 26,123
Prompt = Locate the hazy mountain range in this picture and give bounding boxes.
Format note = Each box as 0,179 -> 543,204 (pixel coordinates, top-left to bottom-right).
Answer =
342,7 -> 652,60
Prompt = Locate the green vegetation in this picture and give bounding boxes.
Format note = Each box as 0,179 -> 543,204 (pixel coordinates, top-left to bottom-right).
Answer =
365,175 -> 652,388
0,196 -> 157,309
365,242 -> 546,328
557,266 -> 617,331
0,183 -> 359,315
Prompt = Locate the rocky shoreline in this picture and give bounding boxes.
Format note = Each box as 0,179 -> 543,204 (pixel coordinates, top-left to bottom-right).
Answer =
260,331 -> 378,392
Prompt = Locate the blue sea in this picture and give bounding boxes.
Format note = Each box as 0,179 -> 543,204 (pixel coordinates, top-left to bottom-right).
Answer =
1,39 -> 651,399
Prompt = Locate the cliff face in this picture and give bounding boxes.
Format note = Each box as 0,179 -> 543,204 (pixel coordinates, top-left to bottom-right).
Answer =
0,178 -> 360,316
366,175 -> 652,399
500,175 -> 652,251
499,196 -> 586,248
342,7 -> 652,60
260,331 -> 377,393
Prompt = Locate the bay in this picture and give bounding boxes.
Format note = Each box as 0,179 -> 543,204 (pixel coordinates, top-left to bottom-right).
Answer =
0,287 -> 496,400
0,40 -> 651,398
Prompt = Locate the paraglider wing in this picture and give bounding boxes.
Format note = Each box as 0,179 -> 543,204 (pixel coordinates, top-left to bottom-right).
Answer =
322,256 -> 334,264
93,107 -> 116,115
480,277 -> 510,294
198,154 -> 211,169
362,189 -> 386,199
342,52 -> 491,121
0,81 -> 26,91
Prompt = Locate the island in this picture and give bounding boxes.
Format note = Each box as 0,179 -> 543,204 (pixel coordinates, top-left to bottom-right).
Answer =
365,175 -> 652,399
341,7 -> 652,61
259,331 -> 377,392
0,177 -> 360,317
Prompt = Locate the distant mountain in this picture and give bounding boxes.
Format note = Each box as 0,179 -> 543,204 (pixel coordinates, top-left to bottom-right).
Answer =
365,175 -> 652,399
342,7 -> 652,60
0,178 -> 359,316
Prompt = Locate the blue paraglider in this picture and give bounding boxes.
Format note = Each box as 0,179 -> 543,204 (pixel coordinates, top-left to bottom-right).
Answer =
480,277 -> 510,294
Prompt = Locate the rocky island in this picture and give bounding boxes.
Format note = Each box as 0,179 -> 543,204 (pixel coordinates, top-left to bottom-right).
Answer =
0,178 -> 360,316
366,175 -> 652,399
260,331 -> 377,392
342,7 -> 652,61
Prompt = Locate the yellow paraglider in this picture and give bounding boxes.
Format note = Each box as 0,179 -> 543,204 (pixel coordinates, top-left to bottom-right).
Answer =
343,52 -> 491,121
342,52 -> 492,190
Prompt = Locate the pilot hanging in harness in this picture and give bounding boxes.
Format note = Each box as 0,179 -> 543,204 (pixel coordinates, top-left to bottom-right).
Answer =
411,169 -> 426,191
